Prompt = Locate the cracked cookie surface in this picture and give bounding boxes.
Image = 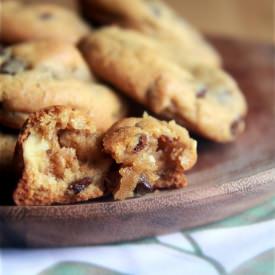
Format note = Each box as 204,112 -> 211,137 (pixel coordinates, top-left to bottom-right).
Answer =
80,27 -> 247,142
13,106 -> 111,206
0,0 -> 91,44
103,114 -> 197,200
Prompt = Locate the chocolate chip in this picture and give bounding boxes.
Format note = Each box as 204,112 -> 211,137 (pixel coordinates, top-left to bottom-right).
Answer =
133,134 -> 148,153
0,58 -> 28,75
68,177 -> 93,194
231,117 -> 244,136
39,12 -> 53,20
135,175 -> 153,195
196,87 -> 207,98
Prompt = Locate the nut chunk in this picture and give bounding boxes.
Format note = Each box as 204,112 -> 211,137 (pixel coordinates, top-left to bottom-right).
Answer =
103,114 -> 197,200
13,106 -> 111,206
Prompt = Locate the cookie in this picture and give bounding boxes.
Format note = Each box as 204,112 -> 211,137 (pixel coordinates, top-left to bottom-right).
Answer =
0,71 -> 127,131
13,106 -> 111,206
0,132 -> 17,171
0,0 -> 91,44
0,40 -> 93,81
80,0 -> 220,68
103,114 -> 197,200
80,27 -> 247,142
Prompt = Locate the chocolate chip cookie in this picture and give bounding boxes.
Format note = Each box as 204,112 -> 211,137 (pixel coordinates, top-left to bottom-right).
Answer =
103,114 -> 197,200
0,40 -> 93,81
80,27 -> 247,142
1,0 -> 91,44
0,71 -> 127,131
80,0 -> 221,68
13,106 -> 111,206
0,39 -> 127,130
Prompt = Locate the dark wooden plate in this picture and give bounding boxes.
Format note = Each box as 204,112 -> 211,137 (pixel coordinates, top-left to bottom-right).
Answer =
0,37 -> 274,247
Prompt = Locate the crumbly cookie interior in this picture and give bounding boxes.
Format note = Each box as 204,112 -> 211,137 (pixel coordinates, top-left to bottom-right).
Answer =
14,107 -> 110,205
104,115 -> 197,200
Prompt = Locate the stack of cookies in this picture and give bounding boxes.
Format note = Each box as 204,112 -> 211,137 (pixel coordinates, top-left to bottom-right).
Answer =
0,0 -> 247,206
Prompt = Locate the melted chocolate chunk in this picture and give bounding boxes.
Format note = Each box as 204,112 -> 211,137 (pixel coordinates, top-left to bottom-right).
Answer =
157,135 -> 174,151
135,175 -> 153,195
0,57 -> 27,75
68,177 -> 93,194
39,12 -> 53,20
231,117 -> 244,136
133,134 -> 148,153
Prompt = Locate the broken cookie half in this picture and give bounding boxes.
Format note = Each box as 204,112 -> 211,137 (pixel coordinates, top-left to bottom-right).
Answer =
13,106 -> 111,206
103,114 -> 197,200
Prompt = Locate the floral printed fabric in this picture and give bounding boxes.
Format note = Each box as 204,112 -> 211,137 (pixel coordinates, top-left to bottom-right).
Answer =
1,198 -> 275,275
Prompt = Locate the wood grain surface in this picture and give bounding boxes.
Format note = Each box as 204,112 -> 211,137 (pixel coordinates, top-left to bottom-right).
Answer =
0,37 -> 274,247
